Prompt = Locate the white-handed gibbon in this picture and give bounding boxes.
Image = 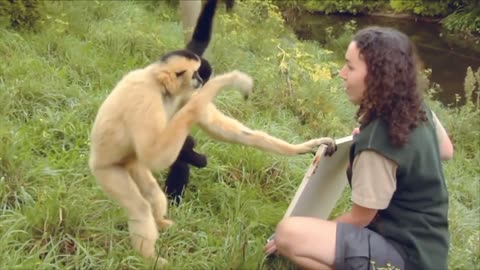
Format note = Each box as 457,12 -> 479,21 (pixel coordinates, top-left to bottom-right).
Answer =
89,52 -> 254,262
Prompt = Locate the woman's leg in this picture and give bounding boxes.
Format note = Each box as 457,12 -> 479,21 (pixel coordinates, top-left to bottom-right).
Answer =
274,216 -> 337,270
271,217 -> 405,270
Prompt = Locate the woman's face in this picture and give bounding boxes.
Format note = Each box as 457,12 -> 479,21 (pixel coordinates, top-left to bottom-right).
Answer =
339,41 -> 367,105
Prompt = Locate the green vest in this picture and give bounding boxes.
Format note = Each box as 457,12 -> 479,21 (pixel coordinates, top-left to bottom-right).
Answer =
348,107 -> 449,270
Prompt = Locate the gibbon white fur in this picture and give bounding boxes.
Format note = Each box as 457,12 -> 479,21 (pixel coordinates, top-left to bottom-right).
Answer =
89,52 -> 335,261
89,52 -> 253,261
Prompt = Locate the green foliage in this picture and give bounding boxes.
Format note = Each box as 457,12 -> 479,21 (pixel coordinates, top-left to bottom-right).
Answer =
389,0 -> 457,16
463,66 -> 480,110
442,6 -> 480,35
423,68 -> 480,269
0,1 -> 478,269
275,0 -> 480,36
324,20 -> 357,60
289,0 -> 470,17
273,0 -> 387,15
390,0 -> 480,35
303,0 -> 387,15
0,1 -> 347,269
431,68 -> 480,269
0,0 -> 43,30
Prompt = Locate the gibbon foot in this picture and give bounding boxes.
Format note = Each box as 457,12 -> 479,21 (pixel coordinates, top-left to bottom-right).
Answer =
189,70 -> 254,112
129,218 -> 159,258
156,218 -> 174,229
151,256 -> 168,269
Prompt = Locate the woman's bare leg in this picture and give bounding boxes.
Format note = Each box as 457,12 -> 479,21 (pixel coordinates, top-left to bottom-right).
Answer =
273,217 -> 338,270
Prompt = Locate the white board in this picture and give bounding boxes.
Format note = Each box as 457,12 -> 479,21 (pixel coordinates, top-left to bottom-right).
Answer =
267,135 -> 353,242
284,135 -> 353,218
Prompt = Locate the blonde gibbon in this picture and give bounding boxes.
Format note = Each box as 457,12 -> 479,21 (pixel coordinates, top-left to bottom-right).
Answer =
89,50 -> 253,262
89,50 -> 336,262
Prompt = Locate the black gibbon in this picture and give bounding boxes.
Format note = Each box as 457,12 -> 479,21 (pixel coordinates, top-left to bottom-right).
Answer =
165,134 -> 207,205
165,0 -> 218,205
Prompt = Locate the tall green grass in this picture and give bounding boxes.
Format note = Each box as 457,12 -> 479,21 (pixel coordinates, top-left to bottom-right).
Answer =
0,1 -> 478,269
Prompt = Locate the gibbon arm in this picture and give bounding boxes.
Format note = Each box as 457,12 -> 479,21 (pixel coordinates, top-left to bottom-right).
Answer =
198,103 -> 334,156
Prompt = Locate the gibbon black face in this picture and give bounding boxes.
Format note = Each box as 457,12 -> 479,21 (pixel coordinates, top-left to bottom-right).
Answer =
161,49 -> 198,62
161,49 -> 212,89
160,50 -> 203,90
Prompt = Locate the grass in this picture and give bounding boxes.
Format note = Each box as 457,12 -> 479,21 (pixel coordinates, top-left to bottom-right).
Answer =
0,1 -> 478,269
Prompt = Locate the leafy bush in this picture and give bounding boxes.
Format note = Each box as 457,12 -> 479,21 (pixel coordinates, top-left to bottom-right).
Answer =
324,20 -> 357,60
0,0 -> 43,30
273,0 -> 387,15
390,0 -> 480,35
303,0 -> 387,15
274,0 -> 480,36
442,7 -> 480,35
389,0 -> 457,16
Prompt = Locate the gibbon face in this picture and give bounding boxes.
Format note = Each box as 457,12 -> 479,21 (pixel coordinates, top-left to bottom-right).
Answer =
155,50 -> 204,96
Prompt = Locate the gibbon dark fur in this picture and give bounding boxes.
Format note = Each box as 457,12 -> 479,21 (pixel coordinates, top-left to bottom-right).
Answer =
165,135 -> 207,204
165,0 -> 218,204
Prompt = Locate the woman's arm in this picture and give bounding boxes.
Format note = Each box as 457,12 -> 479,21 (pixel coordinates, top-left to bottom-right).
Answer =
334,203 -> 378,227
432,111 -> 454,161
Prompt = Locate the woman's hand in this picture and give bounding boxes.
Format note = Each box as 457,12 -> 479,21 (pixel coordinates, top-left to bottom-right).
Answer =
432,111 -> 454,160
352,127 -> 360,136
264,238 -> 277,255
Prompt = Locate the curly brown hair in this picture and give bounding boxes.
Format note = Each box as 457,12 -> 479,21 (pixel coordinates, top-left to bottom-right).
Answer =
353,26 -> 427,147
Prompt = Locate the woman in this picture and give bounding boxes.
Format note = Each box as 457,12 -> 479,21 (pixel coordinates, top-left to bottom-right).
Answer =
265,26 -> 454,270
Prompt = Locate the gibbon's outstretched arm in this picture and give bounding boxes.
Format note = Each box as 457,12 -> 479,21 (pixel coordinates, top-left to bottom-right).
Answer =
134,70 -> 253,171
198,104 -> 336,156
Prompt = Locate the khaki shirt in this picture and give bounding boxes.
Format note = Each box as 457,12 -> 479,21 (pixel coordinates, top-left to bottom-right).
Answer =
351,150 -> 398,210
351,110 -> 445,209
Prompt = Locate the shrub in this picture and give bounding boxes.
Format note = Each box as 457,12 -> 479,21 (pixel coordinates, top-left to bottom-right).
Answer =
442,7 -> 480,35
0,0 -> 43,30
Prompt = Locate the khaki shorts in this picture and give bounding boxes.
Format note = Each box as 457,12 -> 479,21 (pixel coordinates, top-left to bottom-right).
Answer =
335,223 -> 405,270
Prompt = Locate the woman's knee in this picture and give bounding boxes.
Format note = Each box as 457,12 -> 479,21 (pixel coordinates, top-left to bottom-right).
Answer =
275,217 -> 335,256
274,217 -> 303,254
